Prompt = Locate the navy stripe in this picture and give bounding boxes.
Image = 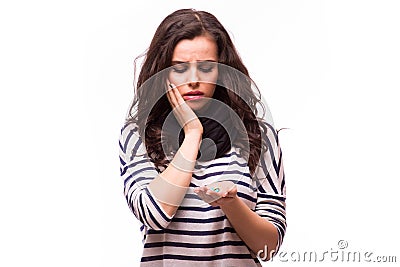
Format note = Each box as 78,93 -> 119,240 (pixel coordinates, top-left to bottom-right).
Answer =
126,176 -> 152,193
194,160 -> 248,169
221,151 -> 242,158
119,156 -> 126,168
259,215 -> 287,232
123,128 -> 135,153
236,180 -> 257,192
277,227 -> 284,244
130,136 -> 143,161
193,170 -> 251,180
121,159 -> 153,176
119,141 -> 124,154
141,253 -> 254,262
121,122 -> 133,133
257,192 -> 286,202
273,223 -> 286,242
263,121 -> 278,142
260,141 -> 279,194
146,205 -> 164,229
189,182 -> 199,188
265,171 -> 279,194
263,129 -> 280,177
275,222 -> 286,237
144,240 -> 245,249
263,208 -> 286,219
255,175 -> 267,193
127,191 -> 140,221
178,206 -> 219,212
237,192 -> 257,203
123,167 -> 156,186
147,226 -> 236,236
138,193 -> 148,226
171,215 -> 226,224
256,200 -> 285,210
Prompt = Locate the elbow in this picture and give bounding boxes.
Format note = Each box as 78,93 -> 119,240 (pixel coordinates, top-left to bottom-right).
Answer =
253,243 -> 276,262
131,204 -> 173,231
127,190 -> 173,231
255,227 -> 281,262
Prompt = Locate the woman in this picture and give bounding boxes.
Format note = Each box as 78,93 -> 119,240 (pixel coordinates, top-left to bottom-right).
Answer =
119,8 -> 286,266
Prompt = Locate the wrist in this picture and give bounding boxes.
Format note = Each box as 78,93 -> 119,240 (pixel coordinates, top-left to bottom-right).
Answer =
184,131 -> 203,141
220,195 -> 241,211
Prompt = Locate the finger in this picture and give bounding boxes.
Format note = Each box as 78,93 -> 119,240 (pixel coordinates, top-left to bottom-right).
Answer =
205,189 -> 223,201
165,82 -> 175,105
210,202 -> 219,207
166,88 -> 173,107
195,186 -> 207,194
170,83 -> 185,105
194,188 -> 204,194
223,190 -> 235,198
167,84 -> 178,107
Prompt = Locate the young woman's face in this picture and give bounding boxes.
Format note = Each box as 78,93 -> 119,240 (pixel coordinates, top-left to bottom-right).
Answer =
168,35 -> 219,111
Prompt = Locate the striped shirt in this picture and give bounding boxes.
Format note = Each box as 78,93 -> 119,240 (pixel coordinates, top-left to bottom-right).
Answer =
119,120 -> 286,266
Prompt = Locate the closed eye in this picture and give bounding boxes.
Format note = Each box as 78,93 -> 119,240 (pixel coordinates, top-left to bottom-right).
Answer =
172,66 -> 188,73
198,66 -> 214,73
198,61 -> 217,73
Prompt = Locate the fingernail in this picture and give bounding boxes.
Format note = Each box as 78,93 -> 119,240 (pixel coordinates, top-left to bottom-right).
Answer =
169,83 -> 174,89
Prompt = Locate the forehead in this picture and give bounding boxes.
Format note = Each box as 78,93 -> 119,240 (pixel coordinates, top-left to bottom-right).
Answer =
172,35 -> 218,62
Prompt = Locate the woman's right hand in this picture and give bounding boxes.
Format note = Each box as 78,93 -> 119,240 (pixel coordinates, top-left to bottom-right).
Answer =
166,82 -> 203,136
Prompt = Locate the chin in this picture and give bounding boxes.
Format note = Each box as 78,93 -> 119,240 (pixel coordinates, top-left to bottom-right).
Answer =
186,101 -> 207,111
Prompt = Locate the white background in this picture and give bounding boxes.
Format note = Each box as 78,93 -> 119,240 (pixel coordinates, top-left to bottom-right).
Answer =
1,0 -> 399,266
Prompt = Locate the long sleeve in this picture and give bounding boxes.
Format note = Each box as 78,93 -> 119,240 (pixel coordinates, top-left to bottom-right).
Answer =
119,122 -> 173,230
253,121 -> 287,254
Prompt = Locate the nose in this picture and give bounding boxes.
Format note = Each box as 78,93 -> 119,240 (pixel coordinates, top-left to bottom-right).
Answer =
188,65 -> 200,88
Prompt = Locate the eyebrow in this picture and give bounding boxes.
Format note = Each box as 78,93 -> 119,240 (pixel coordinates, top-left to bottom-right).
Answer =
171,60 -> 217,65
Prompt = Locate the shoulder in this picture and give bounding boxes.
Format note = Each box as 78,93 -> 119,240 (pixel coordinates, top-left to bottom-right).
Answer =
119,121 -> 147,162
258,119 -> 280,154
254,119 -> 284,181
119,121 -> 140,149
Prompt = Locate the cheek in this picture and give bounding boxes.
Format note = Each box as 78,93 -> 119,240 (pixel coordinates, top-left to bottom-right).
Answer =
168,72 -> 186,86
203,70 -> 218,96
204,83 -> 217,97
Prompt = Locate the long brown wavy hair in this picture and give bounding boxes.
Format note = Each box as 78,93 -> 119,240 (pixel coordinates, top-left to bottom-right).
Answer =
126,8 -> 269,175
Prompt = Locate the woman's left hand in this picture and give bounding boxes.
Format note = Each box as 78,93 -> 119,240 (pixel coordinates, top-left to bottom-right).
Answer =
194,184 -> 238,207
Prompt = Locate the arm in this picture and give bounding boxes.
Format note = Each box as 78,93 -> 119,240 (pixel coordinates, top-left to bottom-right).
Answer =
149,131 -> 202,216
147,83 -> 203,217
195,124 -> 286,260
119,84 -> 203,229
219,194 -> 280,261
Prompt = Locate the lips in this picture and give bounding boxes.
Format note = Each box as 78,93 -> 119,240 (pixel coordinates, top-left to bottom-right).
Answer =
183,91 -> 204,101
183,91 -> 204,96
